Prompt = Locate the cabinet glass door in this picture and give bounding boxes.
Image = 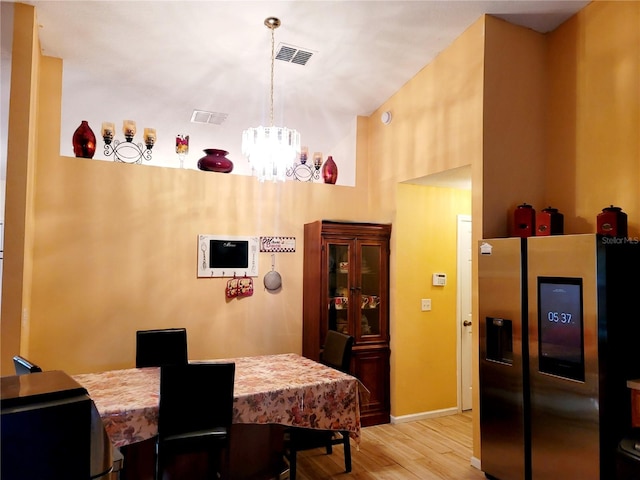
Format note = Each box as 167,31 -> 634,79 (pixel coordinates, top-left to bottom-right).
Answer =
327,242 -> 351,336
359,243 -> 383,339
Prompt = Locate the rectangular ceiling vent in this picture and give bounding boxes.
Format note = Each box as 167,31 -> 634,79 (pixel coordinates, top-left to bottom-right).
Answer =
275,43 -> 315,66
190,110 -> 229,125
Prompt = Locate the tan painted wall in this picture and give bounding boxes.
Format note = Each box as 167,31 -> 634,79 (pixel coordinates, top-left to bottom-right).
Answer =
2,7 -> 373,376
393,184 -> 471,415
26,132 -> 373,373
482,16 -> 548,239
476,13 -> 549,459
546,1 -> 640,236
366,17 -> 484,424
1,3 -> 41,371
366,19 -> 484,213
361,16 -> 485,424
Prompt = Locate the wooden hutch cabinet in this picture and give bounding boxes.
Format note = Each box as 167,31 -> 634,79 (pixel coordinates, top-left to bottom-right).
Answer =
302,221 -> 391,426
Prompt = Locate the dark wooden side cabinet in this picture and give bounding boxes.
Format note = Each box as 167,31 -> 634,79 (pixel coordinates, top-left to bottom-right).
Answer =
303,220 -> 391,426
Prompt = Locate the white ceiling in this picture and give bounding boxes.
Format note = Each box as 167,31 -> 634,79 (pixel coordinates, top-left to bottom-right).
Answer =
4,0 -> 589,183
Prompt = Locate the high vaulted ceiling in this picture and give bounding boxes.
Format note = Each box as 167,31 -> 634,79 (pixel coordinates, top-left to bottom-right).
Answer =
5,1 -> 589,181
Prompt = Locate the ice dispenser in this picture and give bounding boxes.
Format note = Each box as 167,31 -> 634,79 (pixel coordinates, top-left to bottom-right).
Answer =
486,317 -> 513,364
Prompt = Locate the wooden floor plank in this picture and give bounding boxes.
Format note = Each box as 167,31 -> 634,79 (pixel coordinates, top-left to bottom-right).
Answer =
295,412 -> 484,479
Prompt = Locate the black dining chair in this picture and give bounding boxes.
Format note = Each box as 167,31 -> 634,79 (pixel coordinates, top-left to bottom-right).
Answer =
13,355 -> 43,375
284,330 -> 355,479
155,362 -> 236,480
135,328 -> 188,368
320,329 -> 354,373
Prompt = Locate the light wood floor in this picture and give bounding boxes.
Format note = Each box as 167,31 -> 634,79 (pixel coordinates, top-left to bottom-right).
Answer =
295,412 -> 485,480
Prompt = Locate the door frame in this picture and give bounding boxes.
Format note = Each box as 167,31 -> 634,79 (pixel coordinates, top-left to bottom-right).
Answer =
456,214 -> 472,411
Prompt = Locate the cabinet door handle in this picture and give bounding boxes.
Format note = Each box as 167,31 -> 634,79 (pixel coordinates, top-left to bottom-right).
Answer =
350,286 -> 361,291
463,320 -> 472,327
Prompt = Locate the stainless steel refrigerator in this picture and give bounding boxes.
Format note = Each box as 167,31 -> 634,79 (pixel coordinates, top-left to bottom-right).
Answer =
479,234 -> 640,480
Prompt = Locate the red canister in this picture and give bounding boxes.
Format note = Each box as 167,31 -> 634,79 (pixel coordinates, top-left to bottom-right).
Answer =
536,206 -> 564,236
512,203 -> 536,238
597,205 -> 627,237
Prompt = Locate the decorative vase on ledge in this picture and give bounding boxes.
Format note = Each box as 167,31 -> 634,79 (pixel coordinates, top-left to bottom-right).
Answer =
197,149 -> 234,173
322,155 -> 338,184
72,120 -> 97,159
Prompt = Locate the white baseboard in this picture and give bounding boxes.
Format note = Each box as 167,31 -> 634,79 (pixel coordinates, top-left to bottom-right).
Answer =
470,456 -> 481,470
389,407 -> 459,424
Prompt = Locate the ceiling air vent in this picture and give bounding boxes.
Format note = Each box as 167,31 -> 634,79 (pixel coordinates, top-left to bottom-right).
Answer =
190,110 -> 229,125
275,43 -> 315,66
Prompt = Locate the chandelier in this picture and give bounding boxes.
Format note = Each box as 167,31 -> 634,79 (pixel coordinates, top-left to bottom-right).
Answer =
242,17 -> 301,182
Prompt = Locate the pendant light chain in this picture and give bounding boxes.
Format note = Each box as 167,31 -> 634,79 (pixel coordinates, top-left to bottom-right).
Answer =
269,24 -> 275,127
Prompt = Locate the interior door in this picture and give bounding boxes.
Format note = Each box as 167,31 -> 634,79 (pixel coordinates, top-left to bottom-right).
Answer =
458,215 -> 473,411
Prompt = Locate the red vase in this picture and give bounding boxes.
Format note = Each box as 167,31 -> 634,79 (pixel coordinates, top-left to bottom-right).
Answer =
197,149 -> 234,173
72,121 -> 96,159
322,155 -> 338,184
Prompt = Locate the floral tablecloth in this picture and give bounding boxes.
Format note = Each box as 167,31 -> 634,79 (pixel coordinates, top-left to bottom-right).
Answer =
73,353 -> 363,448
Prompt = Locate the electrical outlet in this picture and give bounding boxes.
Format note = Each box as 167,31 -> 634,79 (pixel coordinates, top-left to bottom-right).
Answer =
421,299 -> 432,311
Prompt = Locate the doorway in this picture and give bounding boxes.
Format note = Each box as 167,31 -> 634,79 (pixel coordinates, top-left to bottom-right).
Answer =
457,214 -> 472,411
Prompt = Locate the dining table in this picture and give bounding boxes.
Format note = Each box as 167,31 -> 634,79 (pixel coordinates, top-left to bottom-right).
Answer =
72,353 -> 366,479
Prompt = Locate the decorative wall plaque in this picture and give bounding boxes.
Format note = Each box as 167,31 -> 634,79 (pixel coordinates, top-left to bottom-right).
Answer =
260,236 -> 296,253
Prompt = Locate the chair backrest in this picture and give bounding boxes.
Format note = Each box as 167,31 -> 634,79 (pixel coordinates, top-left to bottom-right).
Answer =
135,328 -> 188,368
13,355 -> 43,375
158,362 -> 236,441
321,330 -> 354,373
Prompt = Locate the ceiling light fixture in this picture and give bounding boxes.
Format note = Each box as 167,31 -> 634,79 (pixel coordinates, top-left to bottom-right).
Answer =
242,17 -> 301,182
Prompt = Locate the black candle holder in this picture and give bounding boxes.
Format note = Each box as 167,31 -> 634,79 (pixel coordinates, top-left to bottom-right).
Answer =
286,151 -> 322,182
103,133 -> 154,164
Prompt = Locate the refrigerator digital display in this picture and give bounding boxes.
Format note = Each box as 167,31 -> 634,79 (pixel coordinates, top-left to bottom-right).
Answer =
537,277 -> 584,381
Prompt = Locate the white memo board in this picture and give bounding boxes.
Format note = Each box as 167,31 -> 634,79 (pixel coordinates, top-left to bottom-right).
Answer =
197,235 -> 259,278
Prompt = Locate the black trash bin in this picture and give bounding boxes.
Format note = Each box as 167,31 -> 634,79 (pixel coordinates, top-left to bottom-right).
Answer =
618,429 -> 640,480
